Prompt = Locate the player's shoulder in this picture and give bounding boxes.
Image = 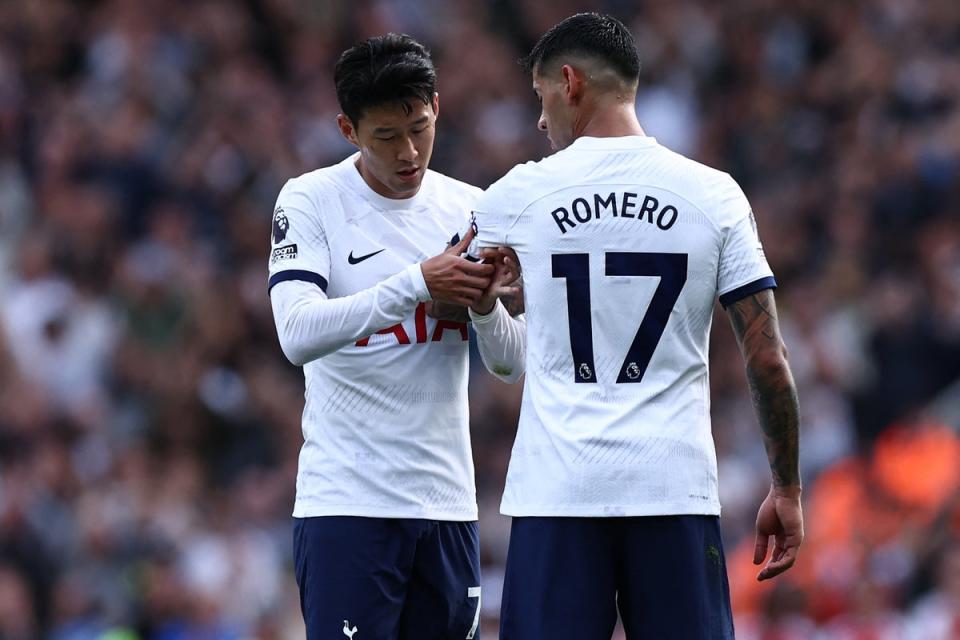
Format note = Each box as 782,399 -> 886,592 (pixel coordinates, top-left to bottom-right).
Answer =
477,157 -> 552,212
649,145 -> 748,223
504,153 -> 560,184
654,144 -> 739,193
275,159 -> 358,224
279,162 -> 346,202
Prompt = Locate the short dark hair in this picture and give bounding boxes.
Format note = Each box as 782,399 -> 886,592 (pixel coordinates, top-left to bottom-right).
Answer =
334,34 -> 437,125
522,13 -> 640,82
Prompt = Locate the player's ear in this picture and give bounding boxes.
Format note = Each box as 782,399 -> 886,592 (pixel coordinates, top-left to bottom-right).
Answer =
337,114 -> 360,147
432,92 -> 440,120
561,64 -> 584,104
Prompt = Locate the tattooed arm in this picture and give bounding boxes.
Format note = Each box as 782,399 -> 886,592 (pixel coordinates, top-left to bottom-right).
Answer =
726,288 -> 803,581
727,289 -> 800,487
498,287 -> 525,317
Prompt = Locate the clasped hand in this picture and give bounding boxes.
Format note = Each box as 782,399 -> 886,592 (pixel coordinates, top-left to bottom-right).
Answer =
421,227 -> 520,314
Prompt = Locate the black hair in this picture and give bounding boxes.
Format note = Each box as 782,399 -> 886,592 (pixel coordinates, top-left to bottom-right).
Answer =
522,13 -> 640,82
334,33 -> 437,125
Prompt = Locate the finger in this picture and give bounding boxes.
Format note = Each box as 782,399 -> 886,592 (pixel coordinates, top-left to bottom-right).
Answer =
479,247 -> 501,261
451,225 -> 476,254
501,267 -> 521,287
772,542 -> 787,562
459,275 -> 493,290
498,246 -> 520,264
753,532 -> 769,566
489,265 -> 511,288
459,261 -> 495,276
453,285 -> 486,299
494,286 -> 522,298
442,291 -> 480,305
500,250 -> 519,265
757,545 -> 799,581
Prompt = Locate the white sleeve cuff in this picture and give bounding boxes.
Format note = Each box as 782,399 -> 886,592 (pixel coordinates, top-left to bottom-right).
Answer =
406,263 -> 431,301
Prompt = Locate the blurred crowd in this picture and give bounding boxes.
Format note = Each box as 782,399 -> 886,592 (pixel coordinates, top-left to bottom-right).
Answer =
1,0 -> 959,638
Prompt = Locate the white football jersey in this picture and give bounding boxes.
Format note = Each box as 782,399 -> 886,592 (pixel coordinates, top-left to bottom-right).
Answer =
269,153 -> 481,520
472,136 -> 775,517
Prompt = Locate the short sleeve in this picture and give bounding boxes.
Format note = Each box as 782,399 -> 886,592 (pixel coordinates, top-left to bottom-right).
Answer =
267,180 -> 332,293
716,177 -> 776,307
467,182 -> 517,258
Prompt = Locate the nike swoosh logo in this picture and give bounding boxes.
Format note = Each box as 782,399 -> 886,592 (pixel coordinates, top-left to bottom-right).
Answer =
348,248 -> 385,265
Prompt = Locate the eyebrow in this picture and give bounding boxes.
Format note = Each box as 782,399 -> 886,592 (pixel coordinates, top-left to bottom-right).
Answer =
372,116 -> 430,135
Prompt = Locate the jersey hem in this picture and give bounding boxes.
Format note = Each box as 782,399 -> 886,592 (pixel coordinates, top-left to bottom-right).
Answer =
293,503 -> 479,521
499,503 -> 721,518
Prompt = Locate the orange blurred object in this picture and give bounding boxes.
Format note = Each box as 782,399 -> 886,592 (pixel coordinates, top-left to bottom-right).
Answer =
871,423 -> 960,515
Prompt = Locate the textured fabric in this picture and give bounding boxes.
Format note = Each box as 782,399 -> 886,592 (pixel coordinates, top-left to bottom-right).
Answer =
270,154 -> 481,520
472,135 -> 775,517
294,517 -> 482,640
469,299 -> 526,384
500,515 -> 734,640
270,265 -> 428,364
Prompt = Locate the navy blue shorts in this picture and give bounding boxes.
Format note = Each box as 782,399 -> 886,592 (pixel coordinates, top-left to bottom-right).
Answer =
500,515 -> 734,640
293,517 -> 482,640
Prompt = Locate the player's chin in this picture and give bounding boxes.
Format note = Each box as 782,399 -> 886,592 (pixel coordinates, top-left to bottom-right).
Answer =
391,169 -> 423,192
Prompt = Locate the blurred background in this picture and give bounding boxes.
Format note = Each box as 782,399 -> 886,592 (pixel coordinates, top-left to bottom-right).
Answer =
1,0 -> 959,638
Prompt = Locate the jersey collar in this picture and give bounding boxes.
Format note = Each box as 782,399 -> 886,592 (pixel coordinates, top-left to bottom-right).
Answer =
568,135 -> 659,150
340,153 -> 429,211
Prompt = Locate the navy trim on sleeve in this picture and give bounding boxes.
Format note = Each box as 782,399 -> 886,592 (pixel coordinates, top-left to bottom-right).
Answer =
268,270 -> 328,293
719,276 -> 777,308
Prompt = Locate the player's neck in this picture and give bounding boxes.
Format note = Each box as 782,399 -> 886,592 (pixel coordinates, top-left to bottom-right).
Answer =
575,101 -> 645,140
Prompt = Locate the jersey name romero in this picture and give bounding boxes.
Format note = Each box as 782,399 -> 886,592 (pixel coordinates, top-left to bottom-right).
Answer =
473,136 -> 775,517
270,154 -> 481,520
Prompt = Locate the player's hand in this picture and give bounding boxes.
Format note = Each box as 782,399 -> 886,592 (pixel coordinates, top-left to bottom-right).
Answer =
754,485 -> 803,581
420,227 -> 494,307
486,247 -> 522,287
470,247 -> 522,315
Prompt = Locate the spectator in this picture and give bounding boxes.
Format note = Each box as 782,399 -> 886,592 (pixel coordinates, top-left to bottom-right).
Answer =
0,0 -> 958,635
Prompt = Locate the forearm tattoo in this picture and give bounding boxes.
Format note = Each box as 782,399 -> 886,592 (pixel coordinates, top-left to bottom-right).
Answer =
427,301 -> 471,323
727,290 -> 801,488
501,287 -> 525,317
